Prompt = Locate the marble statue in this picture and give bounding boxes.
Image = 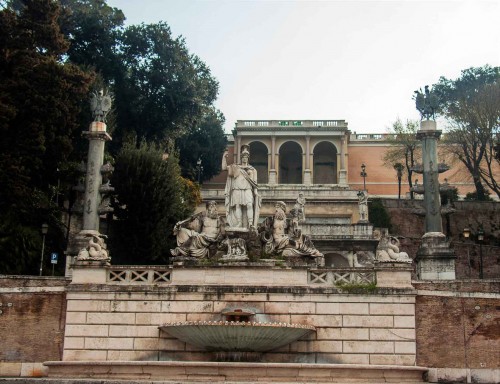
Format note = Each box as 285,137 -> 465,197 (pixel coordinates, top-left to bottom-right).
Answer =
220,237 -> 248,259
259,201 -> 324,265
77,232 -> 110,262
222,145 -> 260,229
414,85 -> 439,121
375,229 -> 412,263
171,201 -> 223,258
90,89 -> 112,123
344,250 -> 363,268
292,192 -> 306,223
357,190 -> 369,222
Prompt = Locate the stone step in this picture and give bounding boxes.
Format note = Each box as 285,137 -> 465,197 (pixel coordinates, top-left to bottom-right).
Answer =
0,380 -> 427,384
40,361 -> 428,383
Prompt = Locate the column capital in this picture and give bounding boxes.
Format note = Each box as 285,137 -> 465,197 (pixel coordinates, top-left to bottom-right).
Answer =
82,131 -> 112,141
416,130 -> 442,140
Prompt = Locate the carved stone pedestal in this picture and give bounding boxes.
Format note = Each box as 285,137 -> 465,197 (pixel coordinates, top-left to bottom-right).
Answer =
416,232 -> 456,280
220,228 -> 263,262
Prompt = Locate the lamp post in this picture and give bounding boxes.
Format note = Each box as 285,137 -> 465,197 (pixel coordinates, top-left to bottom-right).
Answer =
463,226 -> 485,279
477,225 -> 484,279
39,223 -> 48,276
360,163 -> 367,191
394,163 -> 403,200
197,158 -> 203,184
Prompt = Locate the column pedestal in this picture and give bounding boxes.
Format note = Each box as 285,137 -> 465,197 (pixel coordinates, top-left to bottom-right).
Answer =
416,232 -> 456,280
415,120 -> 456,280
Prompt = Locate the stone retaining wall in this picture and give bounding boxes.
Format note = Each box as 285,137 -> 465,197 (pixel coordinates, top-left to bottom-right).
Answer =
61,264 -> 417,366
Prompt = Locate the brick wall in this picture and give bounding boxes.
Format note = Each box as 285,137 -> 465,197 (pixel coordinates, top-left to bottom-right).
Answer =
414,281 -> 500,370
0,277 -> 68,377
381,200 -> 500,279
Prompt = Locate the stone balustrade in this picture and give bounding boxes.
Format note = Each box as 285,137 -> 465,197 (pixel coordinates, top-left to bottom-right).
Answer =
236,120 -> 348,129
70,262 -> 413,289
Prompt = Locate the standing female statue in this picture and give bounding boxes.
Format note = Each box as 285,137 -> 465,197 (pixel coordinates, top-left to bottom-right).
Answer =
221,145 -> 260,229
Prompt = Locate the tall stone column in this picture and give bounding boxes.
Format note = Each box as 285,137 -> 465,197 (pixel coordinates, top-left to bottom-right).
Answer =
338,136 -> 347,186
418,120 -> 443,233
415,119 -> 455,280
66,90 -> 113,273
236,136 -> 241,165
303,135 -> 312,185
82,123 -> 110,231
269,135 -> 277,185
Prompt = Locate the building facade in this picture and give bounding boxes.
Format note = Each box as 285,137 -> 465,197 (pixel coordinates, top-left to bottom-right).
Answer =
205,119 -> 480,198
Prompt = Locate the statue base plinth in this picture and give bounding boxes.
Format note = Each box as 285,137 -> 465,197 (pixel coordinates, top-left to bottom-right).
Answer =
416,232 -> 456,280
222,228 -> 261,262
220,254 -> 249,262
226,227 -> 250,233
171,256 -> 202,266
89,121 -> 107,132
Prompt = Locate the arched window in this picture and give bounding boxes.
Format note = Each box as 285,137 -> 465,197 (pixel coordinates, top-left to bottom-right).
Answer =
279,141 -> 302,184
313,141 -> 337,184
249,141 -> 268,184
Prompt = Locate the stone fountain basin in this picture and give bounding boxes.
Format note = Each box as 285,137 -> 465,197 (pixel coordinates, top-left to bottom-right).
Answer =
160,321 -> 315,352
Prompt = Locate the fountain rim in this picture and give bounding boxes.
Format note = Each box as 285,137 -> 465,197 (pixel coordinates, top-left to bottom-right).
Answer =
159,320 -> 316,331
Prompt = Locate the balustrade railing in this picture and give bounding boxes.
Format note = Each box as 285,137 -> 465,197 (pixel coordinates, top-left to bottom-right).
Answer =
106,266 -> 376,287
237,120 -> 347,128
308,269 -> 376,285
107,267 -> 172,284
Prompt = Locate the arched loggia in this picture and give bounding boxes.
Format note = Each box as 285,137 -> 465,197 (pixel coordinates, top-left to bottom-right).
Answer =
313,141 -> 337,184
279,141 -> 302,184
249,141 -> 268,184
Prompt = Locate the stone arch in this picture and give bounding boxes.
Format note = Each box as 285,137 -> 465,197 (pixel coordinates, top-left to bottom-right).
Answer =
324,253 -> 349,268
249,141 -> 269,184
278,141 -> 303,184
313,141 -> 338,184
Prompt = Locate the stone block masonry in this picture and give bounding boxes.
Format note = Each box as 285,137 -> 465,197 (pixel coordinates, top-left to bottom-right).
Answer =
62,265 -> 417,366
2,274 -> 498,382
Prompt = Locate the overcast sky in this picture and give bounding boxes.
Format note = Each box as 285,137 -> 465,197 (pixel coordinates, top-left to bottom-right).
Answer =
107,0 -> 500,133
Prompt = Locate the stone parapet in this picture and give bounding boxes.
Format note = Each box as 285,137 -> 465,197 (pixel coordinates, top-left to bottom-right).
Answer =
69,264 -> 413,289
202,185 -> 356,201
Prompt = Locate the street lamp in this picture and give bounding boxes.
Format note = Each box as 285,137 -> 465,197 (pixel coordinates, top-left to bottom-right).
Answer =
463,227 -> 470,239
196,158 -> 203,184
463,227 -> 471,277
39,223 -> 48,276
360,163 -> 367,191
477,225 -> 484,279
394,163 -> 404,200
